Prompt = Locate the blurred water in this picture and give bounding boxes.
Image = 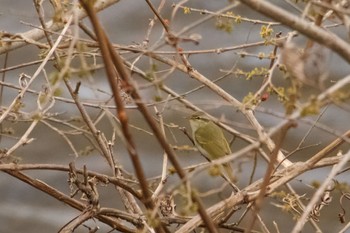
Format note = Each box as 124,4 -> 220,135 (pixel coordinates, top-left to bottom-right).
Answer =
0,1 -> 349,232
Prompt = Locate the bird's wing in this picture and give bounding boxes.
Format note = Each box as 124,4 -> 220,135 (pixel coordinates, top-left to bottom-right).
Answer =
194,121 -> 231,160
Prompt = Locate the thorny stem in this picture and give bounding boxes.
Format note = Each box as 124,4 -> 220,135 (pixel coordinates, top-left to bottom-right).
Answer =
79,1 -> 170,233
238,0 -> 350,62
80,1 -> 219,232
2,168 -> 135,233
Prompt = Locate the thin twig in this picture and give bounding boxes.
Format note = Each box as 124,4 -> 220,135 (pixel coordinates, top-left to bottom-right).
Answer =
291,150 -> 350,233
78,2 -> 169,232
238,0 -> 350,62
2,167 -> 135,233
0,16 -> 72,124
0,0 -> 120,55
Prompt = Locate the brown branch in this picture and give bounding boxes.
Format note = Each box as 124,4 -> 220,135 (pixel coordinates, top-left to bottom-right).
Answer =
176,152 -> 346,232
79,1 -> 220,232
144,0 -> 170,33
246,120 -> 296,232
0,51 -> 9,144
106,14 -> 221,233
0,0 -> 120,55
33,0 -> 55,48
78,1 -> 170,233
58,210 -> 95,233
145,51 -> 293,168
2,168 -> 135,233
0,163 -> 142,200
64,81 -> 115,171
238,0 -> 350,63
307,129 -> 350,167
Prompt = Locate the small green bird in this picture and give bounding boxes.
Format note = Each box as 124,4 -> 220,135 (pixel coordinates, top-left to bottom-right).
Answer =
189,114 -> 236,183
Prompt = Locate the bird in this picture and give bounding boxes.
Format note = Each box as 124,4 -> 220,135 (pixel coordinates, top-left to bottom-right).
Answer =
189,113 -> 236,184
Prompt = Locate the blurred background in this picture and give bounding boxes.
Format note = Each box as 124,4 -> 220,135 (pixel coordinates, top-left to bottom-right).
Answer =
0,0 -> 349,232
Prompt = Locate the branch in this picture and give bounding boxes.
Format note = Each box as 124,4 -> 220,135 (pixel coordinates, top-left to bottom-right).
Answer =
146,52 -> 293,168
2,168 -> 135,233
291,150 -> 350,233
0,0 -> 120,55
0,163 -> 142,199
238,0 -> 350,63
78,1 -> 171,232
176,152 -> 346,232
